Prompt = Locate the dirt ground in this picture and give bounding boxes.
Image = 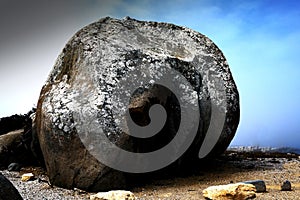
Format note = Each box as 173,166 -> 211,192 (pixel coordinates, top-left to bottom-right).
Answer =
132,151 -> 300,199
2,150 -> 300,199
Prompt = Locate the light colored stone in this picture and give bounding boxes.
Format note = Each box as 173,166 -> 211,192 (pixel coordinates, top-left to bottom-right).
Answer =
21,173 -> 34,182
203,183 -> 256,200
90,190 -> 136,200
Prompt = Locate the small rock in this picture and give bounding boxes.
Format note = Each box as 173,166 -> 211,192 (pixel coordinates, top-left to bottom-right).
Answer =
0,172 -> 23,200
281,180 -> 292,191
241,180 -> 266,193
21,173 -> 34,182
90,190 -> 136,200
8,163 -> 21,172
269,158 -> 280,164
203,183 -> 256,200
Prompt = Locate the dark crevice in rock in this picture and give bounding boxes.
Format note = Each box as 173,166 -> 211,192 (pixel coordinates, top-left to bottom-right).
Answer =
127,85 -> 180,153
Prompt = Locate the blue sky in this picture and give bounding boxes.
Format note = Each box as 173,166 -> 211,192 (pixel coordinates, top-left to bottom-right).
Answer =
0,0 -> 299,148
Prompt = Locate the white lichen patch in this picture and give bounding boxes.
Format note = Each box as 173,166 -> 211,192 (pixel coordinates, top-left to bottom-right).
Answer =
42,75 -> 76,137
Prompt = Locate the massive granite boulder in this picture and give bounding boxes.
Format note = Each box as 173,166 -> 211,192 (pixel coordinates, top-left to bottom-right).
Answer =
35,17 -> 239,191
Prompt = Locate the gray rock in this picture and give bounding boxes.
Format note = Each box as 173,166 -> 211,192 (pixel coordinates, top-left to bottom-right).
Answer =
242,180 -> 266,193
35,17 -> 239,191
0,130 -> 23,167
0,129 -> 38,168
281,180 -> 292,191
7,163 -> 21,172
0,172 -> 23,200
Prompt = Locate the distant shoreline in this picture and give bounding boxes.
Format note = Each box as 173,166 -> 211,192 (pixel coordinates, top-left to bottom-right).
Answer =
228,145 -> 300,155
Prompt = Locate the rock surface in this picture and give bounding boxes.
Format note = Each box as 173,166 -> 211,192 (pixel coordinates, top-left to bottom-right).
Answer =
0,172 -> 23,200
21,173 -> 34,182
8,163 -> 21,172
241,180 -> 266,193
90,190 -> 136,200
281,180 -> 292,191
35,17 -> 239,191
0,130 -> 33,168
202,183 -> 256,200
0,109 -> 42,169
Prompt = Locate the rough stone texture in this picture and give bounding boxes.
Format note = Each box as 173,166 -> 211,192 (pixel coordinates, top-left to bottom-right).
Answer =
0,172 -> 23,200
90,190 -> 136,200
35,17 -> 239,191
0,109 -> 42,169
202,183 -> 256,200
8,163 -> 21,172
281,180 -> 292,191
241,180 -> 266,193
0,130 -> 23,150
0,130 -> 35,168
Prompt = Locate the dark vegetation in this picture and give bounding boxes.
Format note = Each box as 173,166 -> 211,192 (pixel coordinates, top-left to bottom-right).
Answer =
0,108 -> 36,136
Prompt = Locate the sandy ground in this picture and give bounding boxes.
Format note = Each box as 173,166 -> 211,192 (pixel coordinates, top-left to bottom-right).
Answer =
133,151 -> 300,199
1,150 -> 300,199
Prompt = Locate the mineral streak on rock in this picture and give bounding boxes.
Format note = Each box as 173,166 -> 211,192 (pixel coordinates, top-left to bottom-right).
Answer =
35,17 -> 239,191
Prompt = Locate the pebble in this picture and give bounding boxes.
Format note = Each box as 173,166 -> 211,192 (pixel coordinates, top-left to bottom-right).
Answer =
21,173 -> 34,182
281,180 -> 292,191
7,163 -> 21,172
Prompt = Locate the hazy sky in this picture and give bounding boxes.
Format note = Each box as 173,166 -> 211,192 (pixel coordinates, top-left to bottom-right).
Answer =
0,0 -> 299,148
